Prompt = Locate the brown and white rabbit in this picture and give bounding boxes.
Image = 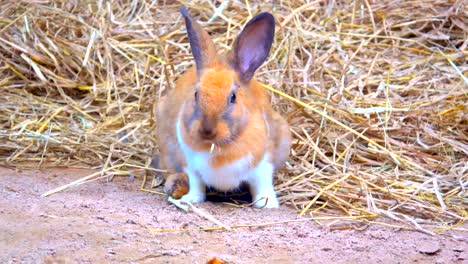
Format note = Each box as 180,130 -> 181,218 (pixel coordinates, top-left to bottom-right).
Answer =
156,6 -> 291,208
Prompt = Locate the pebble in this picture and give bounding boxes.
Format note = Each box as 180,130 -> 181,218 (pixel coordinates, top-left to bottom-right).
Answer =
452,245 -> 464,252
369,230 -> 390,240
417,240 -> 441,255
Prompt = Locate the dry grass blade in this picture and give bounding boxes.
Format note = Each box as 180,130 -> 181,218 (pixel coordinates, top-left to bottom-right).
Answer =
0,0 -> 467,232
168,197 -> 232,231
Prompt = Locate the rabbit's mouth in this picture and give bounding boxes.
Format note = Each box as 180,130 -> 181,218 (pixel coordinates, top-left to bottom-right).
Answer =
199,134 -> 236,149
200,137 -> 228,146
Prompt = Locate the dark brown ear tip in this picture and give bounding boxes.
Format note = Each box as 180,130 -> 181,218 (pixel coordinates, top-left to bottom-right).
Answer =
251,12 -> 275,26
180,5 -> 190,19
242,12 -> 275,36
257,12 -> 275,22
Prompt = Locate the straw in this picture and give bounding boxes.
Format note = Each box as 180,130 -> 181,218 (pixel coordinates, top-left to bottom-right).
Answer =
0,0 -> 466,232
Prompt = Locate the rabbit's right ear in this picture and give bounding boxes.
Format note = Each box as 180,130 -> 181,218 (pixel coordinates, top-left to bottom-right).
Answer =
180,6 -> 217,76
231,12 -> 275,83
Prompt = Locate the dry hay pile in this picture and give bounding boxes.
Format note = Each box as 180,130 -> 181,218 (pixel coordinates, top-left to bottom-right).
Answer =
0,0 -> 466,233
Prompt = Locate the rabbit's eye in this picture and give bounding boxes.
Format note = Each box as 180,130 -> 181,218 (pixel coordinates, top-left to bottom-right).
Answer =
194,91 -> 199,102
229,92 -> 236,104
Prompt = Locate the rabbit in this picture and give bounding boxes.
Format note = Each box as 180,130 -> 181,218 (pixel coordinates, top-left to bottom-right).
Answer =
156,6 -> 291,208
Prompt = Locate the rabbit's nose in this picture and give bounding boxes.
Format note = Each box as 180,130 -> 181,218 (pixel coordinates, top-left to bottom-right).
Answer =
199,116 -> 217,140
199,126 -> 217,140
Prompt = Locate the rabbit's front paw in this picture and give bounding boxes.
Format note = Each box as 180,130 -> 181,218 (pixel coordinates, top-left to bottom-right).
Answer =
164,173 -> 189,199
180,191 -> 206,204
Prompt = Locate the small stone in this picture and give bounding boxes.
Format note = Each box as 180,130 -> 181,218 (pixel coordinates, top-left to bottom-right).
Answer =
126,219 -> 136,225
161,249 -> 182,256
452,245 -> 464,252
369,230 -> 390,240
457,251 -> 467,260
355,245 -> 366,252
417,240 -> 441,255
310,230 -> 321,238
297,232 -> 306,238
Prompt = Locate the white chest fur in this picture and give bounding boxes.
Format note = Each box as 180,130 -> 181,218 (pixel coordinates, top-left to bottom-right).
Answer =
175,111 -> 279,208
176,117 -> 258,191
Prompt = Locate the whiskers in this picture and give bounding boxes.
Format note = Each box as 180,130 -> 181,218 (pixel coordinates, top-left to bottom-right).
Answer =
210,136 -> 246,164
220,137 -> 249,164
220,137 -> 236,149
209,137 -> 235,155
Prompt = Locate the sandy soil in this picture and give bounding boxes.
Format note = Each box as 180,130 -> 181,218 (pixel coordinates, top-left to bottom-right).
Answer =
0,167 -> 466,263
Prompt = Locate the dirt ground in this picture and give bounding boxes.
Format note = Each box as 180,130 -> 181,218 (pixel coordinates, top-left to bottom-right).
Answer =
0,167 -> 466,263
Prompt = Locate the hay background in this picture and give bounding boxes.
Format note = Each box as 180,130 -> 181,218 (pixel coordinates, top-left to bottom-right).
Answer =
0,0 -> 466,232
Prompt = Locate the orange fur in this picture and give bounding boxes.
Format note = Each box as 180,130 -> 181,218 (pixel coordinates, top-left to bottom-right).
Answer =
158,67 -> 289,170
200,67 -> 234,114
164,173 -> 189,199
156,9 -> 291,197
206,257 -> 225,264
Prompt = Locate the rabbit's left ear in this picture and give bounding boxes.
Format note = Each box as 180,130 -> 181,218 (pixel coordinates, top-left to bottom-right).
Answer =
180,6 -> 218,76
231,12 -> 275,82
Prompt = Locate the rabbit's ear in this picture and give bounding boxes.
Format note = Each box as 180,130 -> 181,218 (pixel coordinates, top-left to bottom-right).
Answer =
231,12 -> 275,82
180,6 -> 217,76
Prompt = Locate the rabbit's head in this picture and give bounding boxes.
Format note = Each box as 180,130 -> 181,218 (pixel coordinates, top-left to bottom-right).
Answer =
179,6 -> 275,148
